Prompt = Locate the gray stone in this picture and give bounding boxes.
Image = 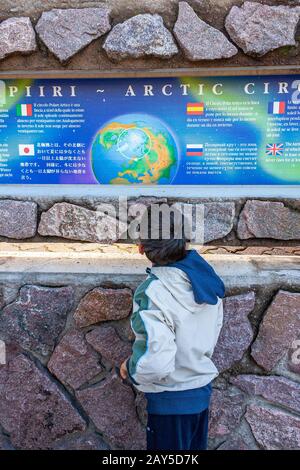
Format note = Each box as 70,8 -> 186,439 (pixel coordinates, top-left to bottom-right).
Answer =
128,196 -> 168,209
86,326 -> 132,367
0,17 -> 36,60
115,318 -> 135,342
36,7 -> 111,62
76,374 -> 145,449
74,287 -> 133,328
204,202 -> 235,242
173,201 -> 235,243
225,2 -> 300,57
0,285 -> 73,357
245,405 -> 300,450
0,354 -> 86,449
0,433 -> 14,450
127,197 -> 168,221
0,200 -> 37,239
48,329 -> 103,390
38,202 -> 127,243
232,375 -> 300,414
217,436 -> 250,450
209,389 -> 245,438
103,14 -> 178,61
212,292 -> 255,372
237,200 -> 300,240
174,2 -> 237,61
251,290 -> 300,371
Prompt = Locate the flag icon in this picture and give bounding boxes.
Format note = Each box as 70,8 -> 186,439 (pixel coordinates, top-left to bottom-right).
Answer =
186,144 -> 204,156
18,144 -> 35,156
16,104 -> 33,117
268,101 -> 286,115
266,143 -> 284,156
186,102 -> 205,115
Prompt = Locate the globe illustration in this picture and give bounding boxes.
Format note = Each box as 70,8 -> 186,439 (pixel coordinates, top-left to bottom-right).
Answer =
91,114 -> 178,184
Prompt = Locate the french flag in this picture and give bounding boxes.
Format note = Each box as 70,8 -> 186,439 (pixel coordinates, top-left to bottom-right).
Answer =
186,144 -> 204,156
268,101 -> 286,115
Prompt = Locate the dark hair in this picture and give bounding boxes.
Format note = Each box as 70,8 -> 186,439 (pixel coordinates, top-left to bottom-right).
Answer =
139,205 -> 188,266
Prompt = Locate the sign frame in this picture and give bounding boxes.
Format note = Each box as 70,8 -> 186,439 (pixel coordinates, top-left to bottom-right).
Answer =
2,64 -> 300,79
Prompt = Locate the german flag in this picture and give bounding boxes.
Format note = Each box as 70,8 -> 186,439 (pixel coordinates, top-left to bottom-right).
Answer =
186,102 -> 204,115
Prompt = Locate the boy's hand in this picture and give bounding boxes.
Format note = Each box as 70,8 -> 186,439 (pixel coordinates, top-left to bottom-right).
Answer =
120,359 -> 129,380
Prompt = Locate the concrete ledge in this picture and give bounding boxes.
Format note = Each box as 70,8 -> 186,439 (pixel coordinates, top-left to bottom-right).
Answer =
0,243 -> 299,289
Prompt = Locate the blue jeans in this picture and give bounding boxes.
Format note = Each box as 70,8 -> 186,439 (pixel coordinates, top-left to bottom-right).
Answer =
146,408 -> 209,451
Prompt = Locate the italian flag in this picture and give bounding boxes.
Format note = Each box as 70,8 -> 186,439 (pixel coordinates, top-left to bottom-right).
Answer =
16,104 -> 33,117
186,102 -> 205,115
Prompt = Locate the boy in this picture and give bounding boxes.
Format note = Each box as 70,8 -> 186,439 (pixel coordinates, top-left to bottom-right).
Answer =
120,207 -> 224,451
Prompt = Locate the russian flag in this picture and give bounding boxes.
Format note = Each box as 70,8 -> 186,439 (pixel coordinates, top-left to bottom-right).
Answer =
18,144 -> 35,156
16,104 -> 33,117
186,144 -> 204,156
268,101 -> 286,115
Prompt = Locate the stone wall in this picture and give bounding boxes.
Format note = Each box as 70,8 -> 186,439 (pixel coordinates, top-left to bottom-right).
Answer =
0,247 -> 299,450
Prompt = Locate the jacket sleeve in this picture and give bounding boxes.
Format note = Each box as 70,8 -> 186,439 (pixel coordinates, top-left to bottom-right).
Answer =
127,303 -> 177,386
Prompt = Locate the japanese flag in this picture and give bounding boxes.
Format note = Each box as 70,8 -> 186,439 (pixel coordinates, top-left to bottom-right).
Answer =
18,144 -> 35,156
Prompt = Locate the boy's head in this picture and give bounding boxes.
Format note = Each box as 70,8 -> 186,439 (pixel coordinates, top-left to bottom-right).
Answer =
138,205 -> 188,266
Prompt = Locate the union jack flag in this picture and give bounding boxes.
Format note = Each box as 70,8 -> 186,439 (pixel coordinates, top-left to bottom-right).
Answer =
266,143 -> 284,156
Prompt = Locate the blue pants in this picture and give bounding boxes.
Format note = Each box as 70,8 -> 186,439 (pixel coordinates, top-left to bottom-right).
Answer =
146,408 -> 209,451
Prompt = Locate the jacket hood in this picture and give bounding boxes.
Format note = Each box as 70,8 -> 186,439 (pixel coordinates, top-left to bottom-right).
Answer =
150,249 -> 225,306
